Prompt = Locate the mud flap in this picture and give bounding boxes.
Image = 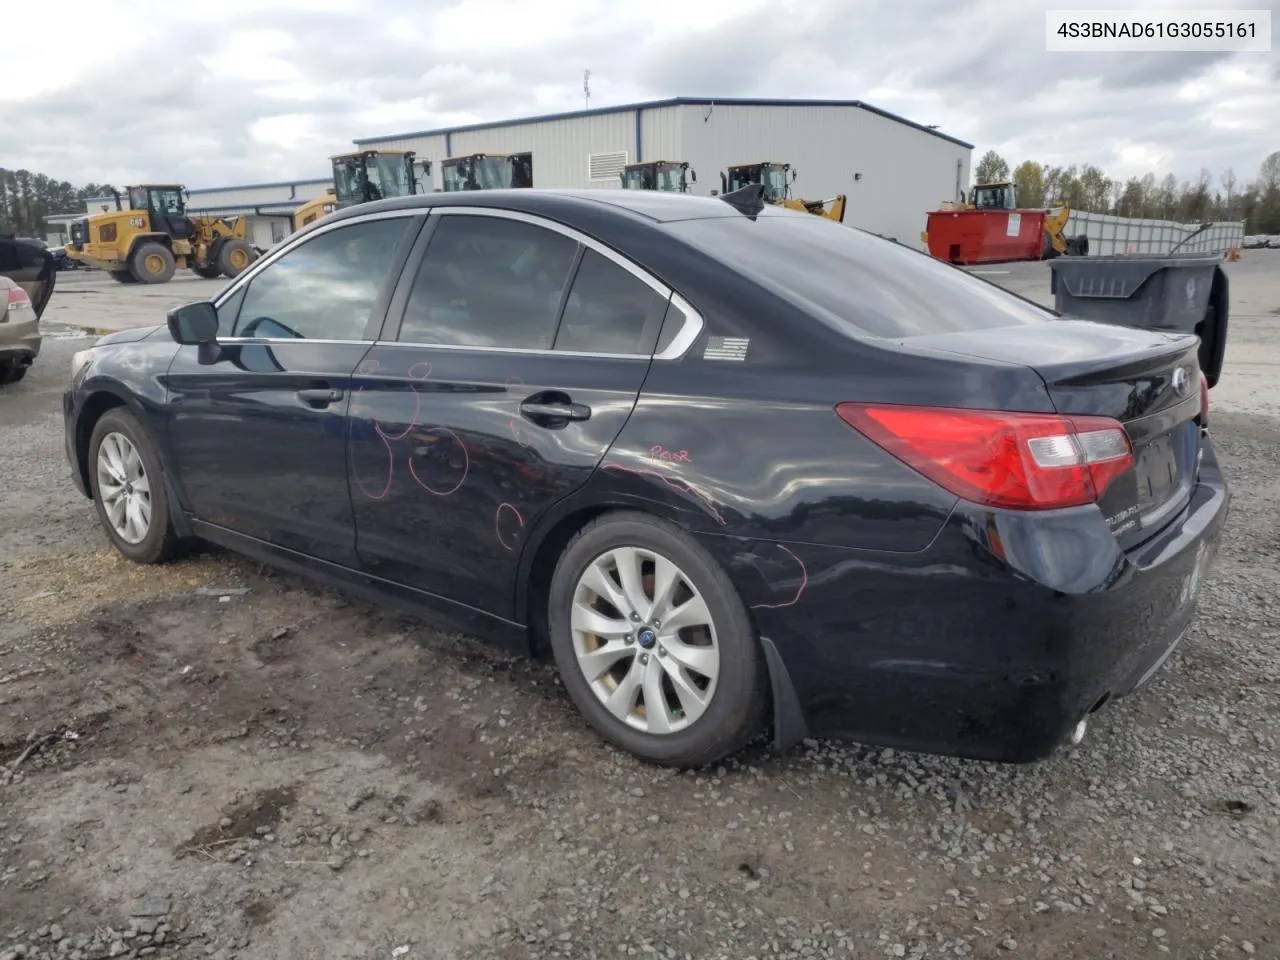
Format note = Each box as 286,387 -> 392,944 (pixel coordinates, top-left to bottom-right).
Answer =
760,635 -> 808,753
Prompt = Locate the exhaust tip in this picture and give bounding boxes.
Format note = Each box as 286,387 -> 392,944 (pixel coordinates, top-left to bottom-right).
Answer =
1070,719 -> 1088,745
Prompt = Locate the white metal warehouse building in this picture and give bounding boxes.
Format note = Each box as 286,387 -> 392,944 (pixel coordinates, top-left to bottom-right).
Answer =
353,97 -> 974,249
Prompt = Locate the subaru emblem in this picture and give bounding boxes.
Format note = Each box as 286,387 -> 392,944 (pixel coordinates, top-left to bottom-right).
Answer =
1171,366 -> 1191,397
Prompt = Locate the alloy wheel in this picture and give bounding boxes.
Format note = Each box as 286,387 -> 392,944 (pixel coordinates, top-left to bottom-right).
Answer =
571,546 -> 720,734
96,431 -> 152,544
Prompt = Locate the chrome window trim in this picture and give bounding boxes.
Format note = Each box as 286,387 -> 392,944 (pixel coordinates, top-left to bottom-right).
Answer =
211,209 -> 424,309
213,336 -> 652,362
211,203 -> 706,361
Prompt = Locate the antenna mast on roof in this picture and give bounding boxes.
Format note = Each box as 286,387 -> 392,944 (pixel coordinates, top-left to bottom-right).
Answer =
584,70 -> 591,110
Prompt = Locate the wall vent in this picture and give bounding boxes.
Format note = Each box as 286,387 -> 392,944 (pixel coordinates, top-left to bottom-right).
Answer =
588,150 -> 629,181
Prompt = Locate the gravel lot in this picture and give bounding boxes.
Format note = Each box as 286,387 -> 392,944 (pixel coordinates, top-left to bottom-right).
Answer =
2,255 -> 1278,960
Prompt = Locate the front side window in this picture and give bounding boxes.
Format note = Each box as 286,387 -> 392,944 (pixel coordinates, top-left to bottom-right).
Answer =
655,165 -> 684,193
554,249 -> 669,355
761,166 -> 789,203
150,189 -> 184,215
332,157 -> 367,204
398,214 -> 578,349
230,217 -> 413,341
370,154 -> 413,198
128,188 -> 148,211
474,157 -> 513,190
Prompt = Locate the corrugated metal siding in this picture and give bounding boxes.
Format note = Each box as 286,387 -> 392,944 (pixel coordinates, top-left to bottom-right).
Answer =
450,112 -> 636,189
637,105 -> 684,165
679,103 -> 971,249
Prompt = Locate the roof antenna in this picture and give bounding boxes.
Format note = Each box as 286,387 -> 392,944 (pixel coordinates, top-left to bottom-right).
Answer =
718,183 -> 767,217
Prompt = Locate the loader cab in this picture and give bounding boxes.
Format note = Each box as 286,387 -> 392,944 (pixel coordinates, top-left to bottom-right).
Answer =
970,182 -> 1017,211
331,150 -> 418,208
440,153 -> 534,191
722,162 -> 795,204
620,161 -> 696,192
124,184 -> 191,239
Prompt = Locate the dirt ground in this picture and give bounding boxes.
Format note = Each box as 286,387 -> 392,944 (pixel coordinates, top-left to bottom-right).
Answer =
2,255 -> 1278,960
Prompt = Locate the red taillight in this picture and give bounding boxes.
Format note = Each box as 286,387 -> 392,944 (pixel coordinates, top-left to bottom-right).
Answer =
835,403 -> 1134,511
6,286 -> 31,311
1199,373 -> 1209,427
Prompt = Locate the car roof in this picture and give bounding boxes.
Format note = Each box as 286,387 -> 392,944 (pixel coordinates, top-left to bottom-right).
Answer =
323,187 -> 801,227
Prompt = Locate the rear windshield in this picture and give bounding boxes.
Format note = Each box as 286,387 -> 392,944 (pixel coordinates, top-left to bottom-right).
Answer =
664,214 -> 1056,339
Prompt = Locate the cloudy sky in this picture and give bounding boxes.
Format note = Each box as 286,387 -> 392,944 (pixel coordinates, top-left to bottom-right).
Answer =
3,0 -> 1276,191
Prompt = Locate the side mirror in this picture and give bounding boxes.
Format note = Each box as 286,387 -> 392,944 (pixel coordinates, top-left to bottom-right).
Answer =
167,300 -> 219,345
791,169 -> 798,182
689,169 -> 697,183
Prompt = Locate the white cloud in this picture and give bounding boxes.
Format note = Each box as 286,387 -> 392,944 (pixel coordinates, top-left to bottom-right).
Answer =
1,0 -> 1276,193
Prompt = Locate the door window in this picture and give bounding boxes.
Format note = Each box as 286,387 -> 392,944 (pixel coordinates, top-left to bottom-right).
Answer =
398,214 -> 578,349
554,248 -> 670,355
230,217 -> 414,340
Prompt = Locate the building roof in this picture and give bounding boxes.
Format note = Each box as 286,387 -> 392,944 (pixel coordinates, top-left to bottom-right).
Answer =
187,177 -> 330,196
355,96 -> 974,150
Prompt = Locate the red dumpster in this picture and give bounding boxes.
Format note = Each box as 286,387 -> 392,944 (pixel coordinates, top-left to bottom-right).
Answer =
924,208 -> 1047,265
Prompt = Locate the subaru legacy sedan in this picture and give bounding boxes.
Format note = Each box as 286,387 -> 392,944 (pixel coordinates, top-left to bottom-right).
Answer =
63,188 -> 1228,768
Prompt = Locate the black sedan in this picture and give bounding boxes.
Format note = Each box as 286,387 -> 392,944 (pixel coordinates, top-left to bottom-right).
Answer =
62,187 -> 1229,768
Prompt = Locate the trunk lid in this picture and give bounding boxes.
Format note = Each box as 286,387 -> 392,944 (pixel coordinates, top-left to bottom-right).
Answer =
898,319 -> 1204,548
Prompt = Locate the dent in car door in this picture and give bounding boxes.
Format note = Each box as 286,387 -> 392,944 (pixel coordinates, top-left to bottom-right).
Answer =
349,208 -> 680,619
0,240 -> 56,318
163,213 -> 422,566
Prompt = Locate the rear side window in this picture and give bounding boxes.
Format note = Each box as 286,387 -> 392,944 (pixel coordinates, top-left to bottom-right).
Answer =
399,214 -> 578,349
664,215 -> 1055,339
554,249 -> 670,355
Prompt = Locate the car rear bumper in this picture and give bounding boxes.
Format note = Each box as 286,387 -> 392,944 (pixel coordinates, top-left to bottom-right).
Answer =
712,436 -> 1231,763
0,317 -> 42,364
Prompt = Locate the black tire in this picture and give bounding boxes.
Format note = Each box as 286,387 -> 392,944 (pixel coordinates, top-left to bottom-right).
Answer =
216,239 -> 254,278
0,364 -> 28,385
129,242 -> 176,284
87,408 -> 179,564
192,263 -> 222,279
110,270 -> 137,284
548,510 -> 768,768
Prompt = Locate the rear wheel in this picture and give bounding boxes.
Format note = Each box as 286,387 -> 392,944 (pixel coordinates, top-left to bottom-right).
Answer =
548,511 -> 768,767
87,408 -> 178,564
216,239 -> 254,278
129,242 -> 176,284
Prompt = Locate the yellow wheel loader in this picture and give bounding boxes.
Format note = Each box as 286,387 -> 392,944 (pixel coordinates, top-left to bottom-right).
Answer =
440,153 -> 533,191
720,162 -> 847,223
282,150 -> 422,240
620,161 -> 696,192
65,185 -> 257,284
331,150 -> 425,209
292,189 -> 338,230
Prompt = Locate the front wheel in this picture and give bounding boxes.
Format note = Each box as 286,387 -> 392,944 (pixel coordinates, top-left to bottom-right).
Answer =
548,511 -> 768,767
87,408 -> 179,564
129,242 -> 176,284
216,239 -> 254,278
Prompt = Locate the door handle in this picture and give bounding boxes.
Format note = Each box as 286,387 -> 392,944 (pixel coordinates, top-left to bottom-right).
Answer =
296,387 -> 345,408
520,401 -> 591,423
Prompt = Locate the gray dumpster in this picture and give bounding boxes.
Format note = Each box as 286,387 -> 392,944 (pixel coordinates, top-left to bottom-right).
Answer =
1048,253 -> 1229,387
